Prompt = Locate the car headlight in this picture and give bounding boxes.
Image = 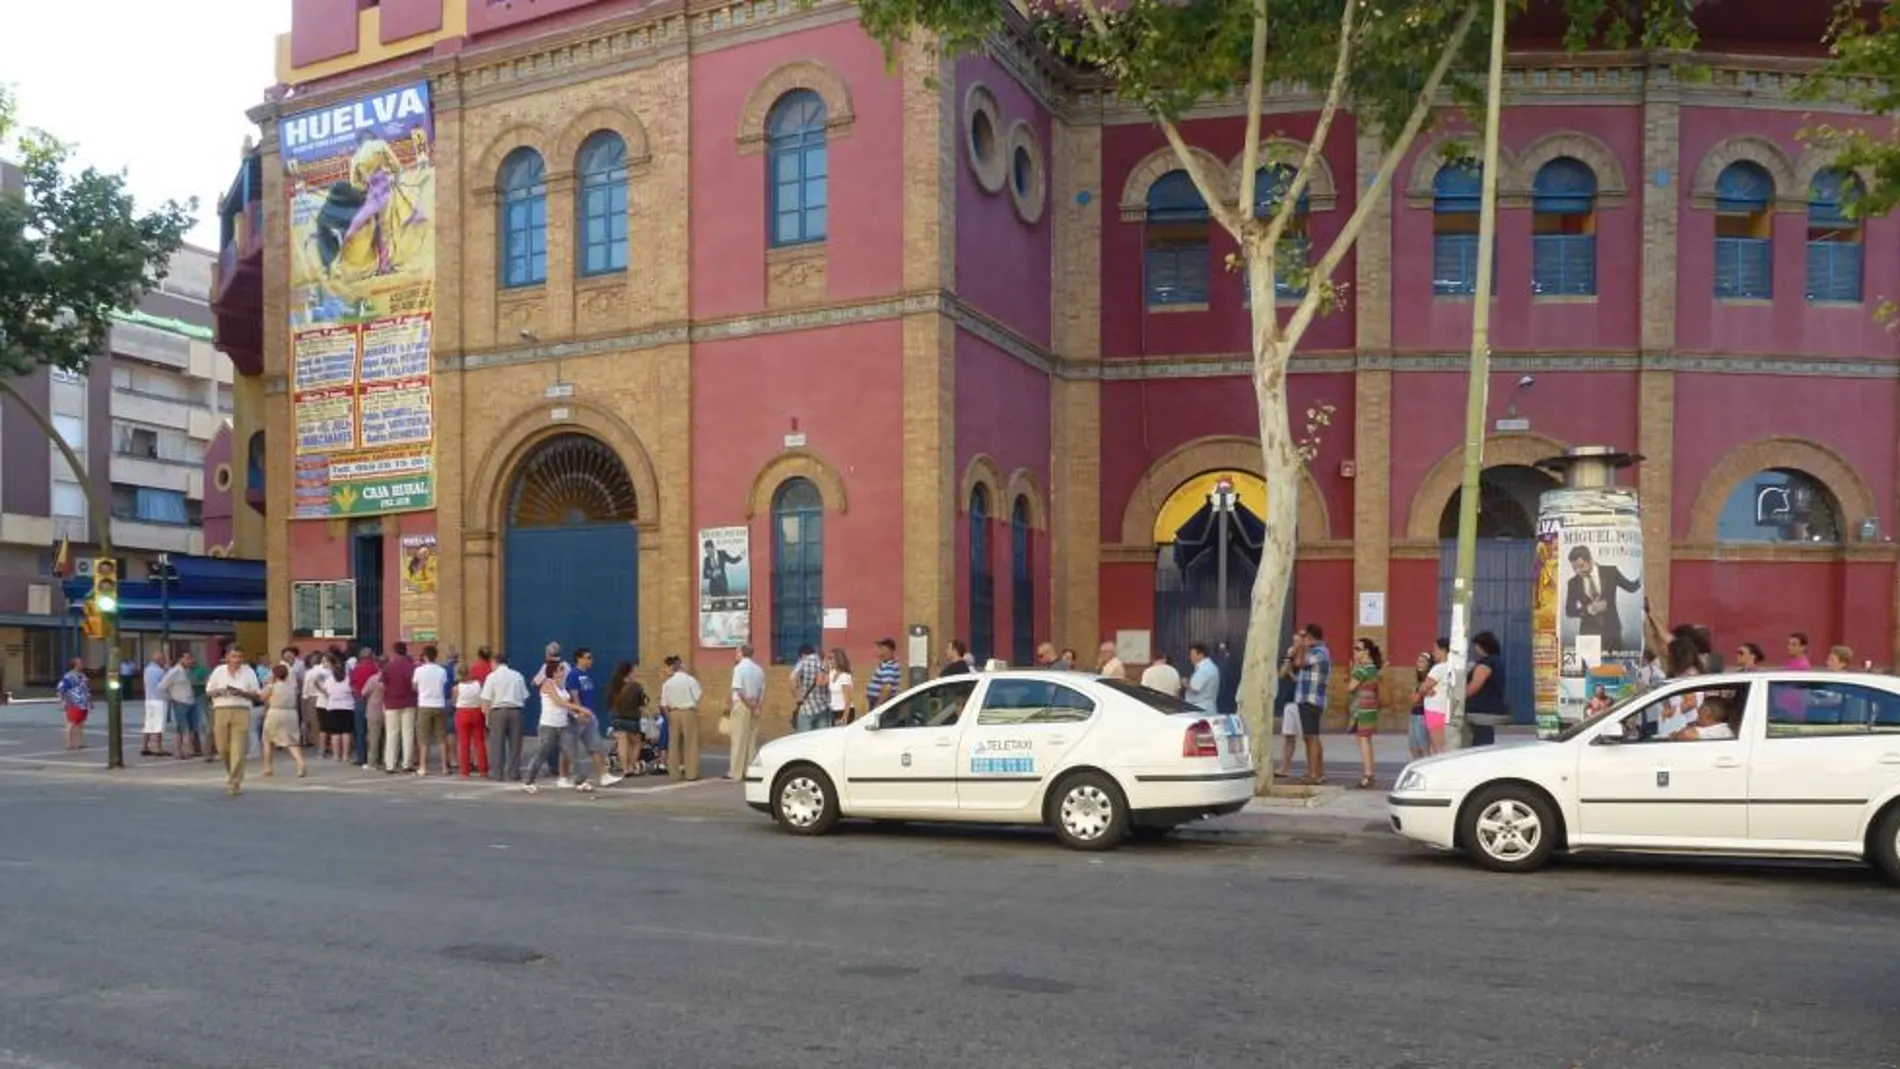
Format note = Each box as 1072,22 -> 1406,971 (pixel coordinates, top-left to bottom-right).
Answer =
1395,768 -> 1428,792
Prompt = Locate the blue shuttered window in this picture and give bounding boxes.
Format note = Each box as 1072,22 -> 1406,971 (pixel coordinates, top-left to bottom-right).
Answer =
1144,171 -> 1209,307
1714,161 -> 1774,300
577,131 -> 629,277
1807,168 -> 1864,303
771,478 -> 824,664
1252,165 -> 1309,300
499,148 -> 548,288
1010,497 -> 1033,668
1531,158 -> 1598,296
767,90 -> 828,248
1431,162 -> 1491,296
969,486 -> 994,664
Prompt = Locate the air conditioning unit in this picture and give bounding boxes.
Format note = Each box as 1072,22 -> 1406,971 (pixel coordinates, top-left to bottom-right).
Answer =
75,558 -> 94,577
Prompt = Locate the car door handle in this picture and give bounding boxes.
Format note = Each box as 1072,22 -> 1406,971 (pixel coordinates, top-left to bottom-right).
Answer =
1713,757 -> 1742,769
934,738 -> 953,747
1046,736 -> 1068,745
1879,753 -> 1900,765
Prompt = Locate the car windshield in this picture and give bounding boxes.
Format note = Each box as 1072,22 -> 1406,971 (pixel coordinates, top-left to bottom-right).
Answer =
1095,678 -> 1202,714
1553,687 -> 1658,742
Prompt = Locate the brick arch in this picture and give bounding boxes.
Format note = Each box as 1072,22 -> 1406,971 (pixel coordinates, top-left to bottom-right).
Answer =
1690,135 -> 1802,212
735,60 -> 856,155
744,448 -> 849,518
1514,131 -> 1629,206
551,106 -> 654,177
1793,146 -> 1876,204
1404,132 -> 1521,208
1118,145 -> 1230,222
1119,435 -> 1331,545
1004,468 -> 1047,531
473,123 -> 556,193
1224,139 -> 1340,212
960,454 -> 1005,512
1404,433 -> 1570,541
1685,436 -> 1878,544
465,399 -> 662,537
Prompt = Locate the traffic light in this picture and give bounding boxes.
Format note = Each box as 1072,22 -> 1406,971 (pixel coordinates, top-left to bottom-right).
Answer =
81,600 -> 104,640
91,558 -> 119,615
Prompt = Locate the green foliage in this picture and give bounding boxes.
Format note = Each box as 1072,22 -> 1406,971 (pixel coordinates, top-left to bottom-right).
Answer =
0,86 -> 196,377
858,0 -> 1699,145
1801,1 -> 1900,219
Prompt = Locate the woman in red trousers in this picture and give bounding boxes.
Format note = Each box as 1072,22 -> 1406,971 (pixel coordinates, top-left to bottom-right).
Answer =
452,662 -> 488,777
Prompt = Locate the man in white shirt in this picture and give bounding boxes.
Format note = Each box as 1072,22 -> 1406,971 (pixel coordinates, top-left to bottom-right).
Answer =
1140,652 -> 1182,697
412,645 -> 450,776
1098,642 -> 1127,680
301,652 -> 332,752
728,645 -> 766,779
206,647 -> 262,796
659,656 -> 704,782
479,652 -> 530,782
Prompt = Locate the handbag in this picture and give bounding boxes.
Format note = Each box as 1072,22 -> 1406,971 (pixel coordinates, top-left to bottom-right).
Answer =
717,713 -> 732,738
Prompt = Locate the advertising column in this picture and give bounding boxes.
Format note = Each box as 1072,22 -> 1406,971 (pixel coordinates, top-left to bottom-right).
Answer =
282,82 -> 437,520
1534,487 -> 1646,733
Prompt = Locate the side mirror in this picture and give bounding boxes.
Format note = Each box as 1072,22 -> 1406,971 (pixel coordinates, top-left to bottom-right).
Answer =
862,715 -> 881,731
1592,731 -> 1624,746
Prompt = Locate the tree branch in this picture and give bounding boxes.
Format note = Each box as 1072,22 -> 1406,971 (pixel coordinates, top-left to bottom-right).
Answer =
1074,0 -> 1244,237
1262,0 -> 1356,252
1283,0 -> 1480,345
1237,0 -> 1269,211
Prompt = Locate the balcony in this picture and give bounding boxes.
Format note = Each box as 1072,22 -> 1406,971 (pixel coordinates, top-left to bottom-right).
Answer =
109,454 -> 202,498
110,389 -> 195,432
109,517 -> 202,556
212,155 -> 264,376
110,319 -> 193,370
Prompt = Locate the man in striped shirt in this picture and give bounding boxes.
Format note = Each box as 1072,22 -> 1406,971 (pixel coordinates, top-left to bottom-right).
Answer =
868,638 -> 904,713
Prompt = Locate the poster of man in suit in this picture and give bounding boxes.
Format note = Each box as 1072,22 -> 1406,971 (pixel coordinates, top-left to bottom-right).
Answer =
698,526 -> 751,649
1539,487 -> 1645,728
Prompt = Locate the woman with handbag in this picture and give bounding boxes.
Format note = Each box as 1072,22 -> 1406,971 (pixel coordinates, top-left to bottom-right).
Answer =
1464,631 -> 1507,747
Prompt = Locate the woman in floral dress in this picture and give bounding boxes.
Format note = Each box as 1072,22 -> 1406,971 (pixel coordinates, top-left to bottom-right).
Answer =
1349,639 -> 1384,789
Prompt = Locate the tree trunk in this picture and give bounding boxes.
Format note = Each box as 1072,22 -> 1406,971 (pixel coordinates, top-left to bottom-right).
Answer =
1239,260 -> 1300,794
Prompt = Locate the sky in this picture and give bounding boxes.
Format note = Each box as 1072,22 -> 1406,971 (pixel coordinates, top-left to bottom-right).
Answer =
0,0 -> 292,250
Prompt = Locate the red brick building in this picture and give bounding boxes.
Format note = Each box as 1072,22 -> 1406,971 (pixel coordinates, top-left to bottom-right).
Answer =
212,0 -> 1899,722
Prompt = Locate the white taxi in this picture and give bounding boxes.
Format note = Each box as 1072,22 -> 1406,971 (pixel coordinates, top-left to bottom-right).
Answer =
743,669 -> 1255,850
1388,670 -> 1900,884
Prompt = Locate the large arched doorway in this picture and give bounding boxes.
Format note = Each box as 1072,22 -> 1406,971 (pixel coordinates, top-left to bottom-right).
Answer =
1152,470 -> 1294,714
1436,464 -> 1557,723
502,433 -> 640,732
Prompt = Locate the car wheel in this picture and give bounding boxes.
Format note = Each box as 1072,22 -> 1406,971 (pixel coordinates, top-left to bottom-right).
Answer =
1871,805 -> 1900,886
1050,772 -> 1129,851
771,765 -> 840,837
1460,784 -> 1557,873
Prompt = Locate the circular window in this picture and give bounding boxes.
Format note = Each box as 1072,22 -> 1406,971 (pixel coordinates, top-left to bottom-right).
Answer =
1005,120 -> 1046,225
963,84 -> 1006,195
213,463 -> 234,493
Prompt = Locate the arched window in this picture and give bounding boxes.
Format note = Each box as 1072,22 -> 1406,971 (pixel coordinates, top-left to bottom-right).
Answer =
1807,168 -> 1864,303
767,90 -> 828,248
1143,170 -> 1210,308
498,147 -> 548,288
969,485 -> 995,664
1010,496 -> 1034,667
1716,468 -> 1844,545
771,477 -> 824,663
1245,163 -> 1309,304
1431,160 -> 1490,296
576,131 -> 629,277
1531,157 -> 1598,297
1714,161 -> 1774,300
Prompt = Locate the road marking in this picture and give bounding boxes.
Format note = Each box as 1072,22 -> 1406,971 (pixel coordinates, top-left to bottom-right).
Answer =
0,1048 -> 91,1069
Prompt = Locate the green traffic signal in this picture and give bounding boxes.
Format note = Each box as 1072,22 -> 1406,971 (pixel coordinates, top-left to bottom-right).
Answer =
94,592 -> 118,614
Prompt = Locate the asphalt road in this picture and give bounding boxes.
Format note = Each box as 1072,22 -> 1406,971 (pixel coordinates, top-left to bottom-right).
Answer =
1,773 -> 1897,1069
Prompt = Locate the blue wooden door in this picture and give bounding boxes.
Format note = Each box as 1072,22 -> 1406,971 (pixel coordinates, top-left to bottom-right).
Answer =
1437,541 -> 1537,724
1153,502 -> 1293,715
502,434 -> 642,735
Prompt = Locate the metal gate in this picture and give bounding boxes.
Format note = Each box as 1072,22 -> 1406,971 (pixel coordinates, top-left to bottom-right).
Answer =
1153,501 -> 1293,715
1436,541 -> 1537,724
502,434 -> 640,734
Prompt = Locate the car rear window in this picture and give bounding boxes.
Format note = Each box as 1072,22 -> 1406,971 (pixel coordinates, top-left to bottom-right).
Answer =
1096,678 -> 1202,715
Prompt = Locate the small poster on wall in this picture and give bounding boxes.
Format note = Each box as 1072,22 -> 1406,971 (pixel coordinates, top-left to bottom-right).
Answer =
399,533 -> 438,642
698,526 -> 751,649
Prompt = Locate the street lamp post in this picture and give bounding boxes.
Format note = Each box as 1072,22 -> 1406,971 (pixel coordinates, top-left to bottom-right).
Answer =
1210,477 -> 1238,645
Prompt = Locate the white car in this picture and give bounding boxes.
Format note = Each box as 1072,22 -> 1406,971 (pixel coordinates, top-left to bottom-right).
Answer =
1388,670 -> 1900,883
743,669 -> 1255,850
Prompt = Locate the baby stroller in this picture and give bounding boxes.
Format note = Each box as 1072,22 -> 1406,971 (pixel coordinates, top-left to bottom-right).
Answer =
607,712 -> 667,777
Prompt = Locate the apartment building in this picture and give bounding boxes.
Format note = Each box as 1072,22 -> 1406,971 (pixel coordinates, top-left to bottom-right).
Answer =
0,165 -> 233,688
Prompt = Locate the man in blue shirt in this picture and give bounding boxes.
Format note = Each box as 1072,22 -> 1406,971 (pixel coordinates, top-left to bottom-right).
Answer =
569,647 -> 621,787
1281,624 -> 1332,784
1184,642 -> 1221,713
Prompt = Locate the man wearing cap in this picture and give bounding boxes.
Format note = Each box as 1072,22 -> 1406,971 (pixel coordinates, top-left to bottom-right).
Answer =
659,655 -> 703,781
